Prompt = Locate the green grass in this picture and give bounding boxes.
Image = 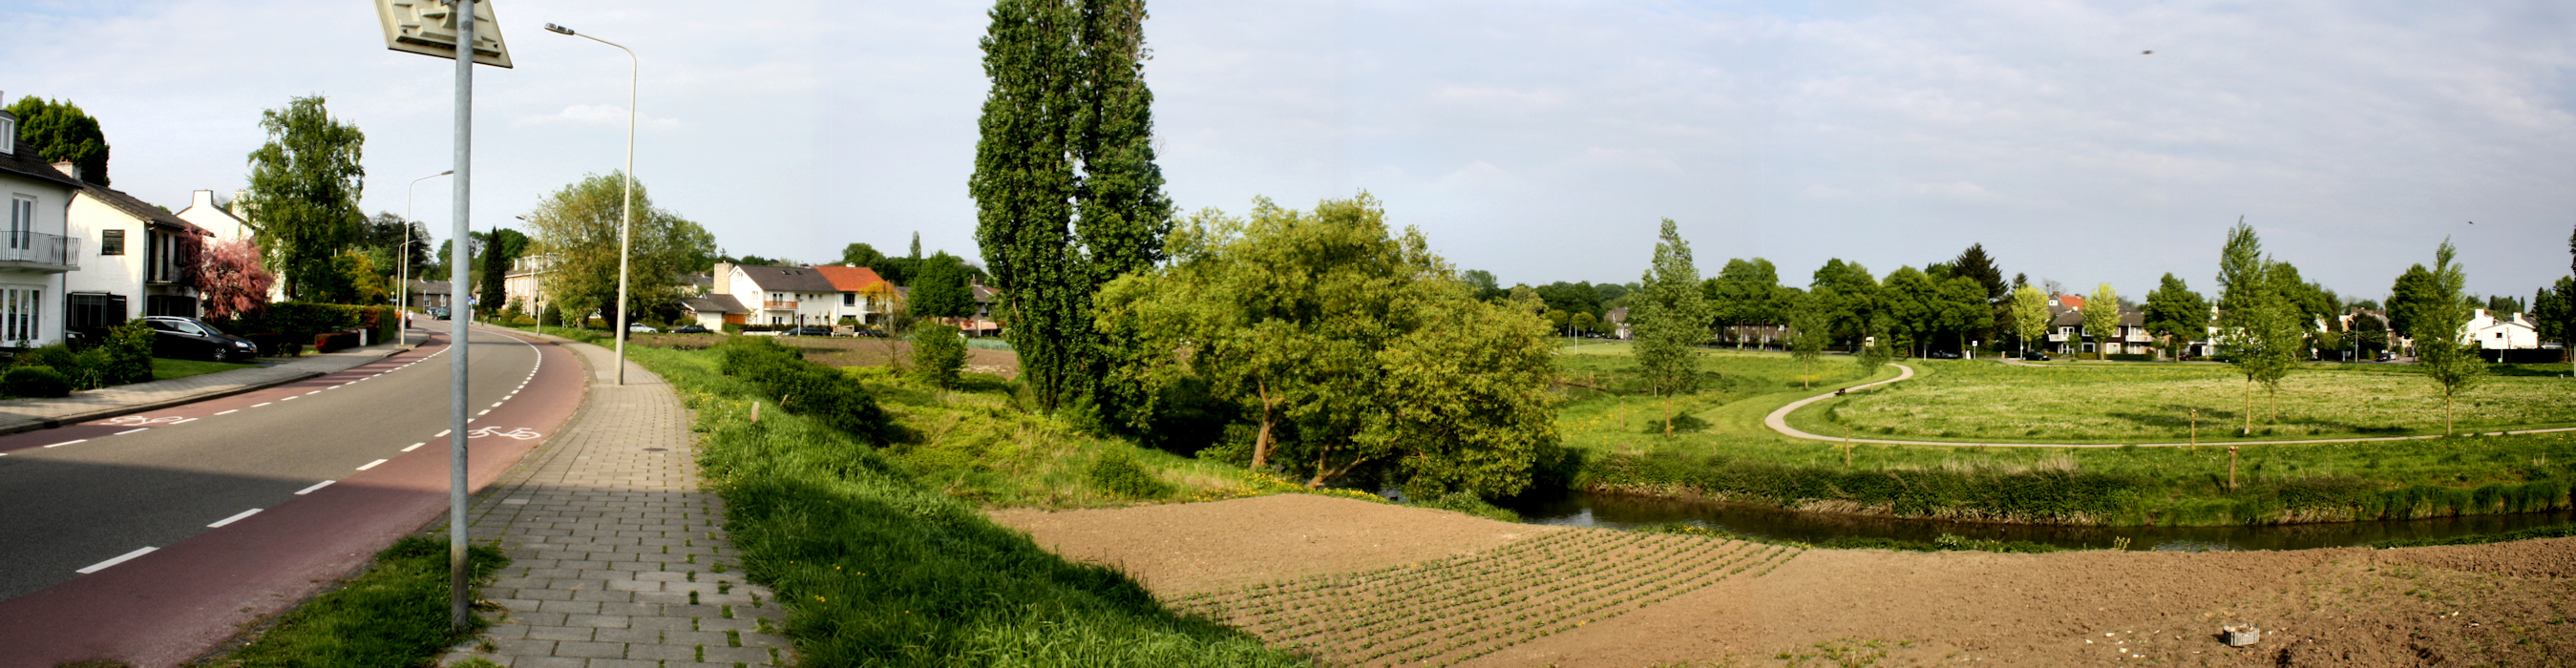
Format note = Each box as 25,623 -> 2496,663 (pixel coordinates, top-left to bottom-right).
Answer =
627,344 -> 1310,666
150,357 -> 256,382
215,536 -> 507,667
1553,344 -> 2576,526
1790,359 -> 2576,443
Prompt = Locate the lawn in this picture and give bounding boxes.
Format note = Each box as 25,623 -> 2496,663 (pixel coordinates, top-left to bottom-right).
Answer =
152,357 -> 257,382
1791,359 -> 2576,443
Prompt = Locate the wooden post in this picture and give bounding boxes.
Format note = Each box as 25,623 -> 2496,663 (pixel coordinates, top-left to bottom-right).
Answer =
2228,445 -> 2239,491
2190,407 -> 2199,450
751,400 -> 760,423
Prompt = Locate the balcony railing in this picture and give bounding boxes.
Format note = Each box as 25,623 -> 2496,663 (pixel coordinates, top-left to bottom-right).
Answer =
764,301 -> 797,309
0,232 -> 79,271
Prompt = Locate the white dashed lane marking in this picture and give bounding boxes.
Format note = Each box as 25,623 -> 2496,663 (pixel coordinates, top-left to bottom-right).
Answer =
355,459 -> 388,470
113,428 -> 147,436
206,509 -> 262,528
44,440 -> 84,449
294,480 -> 335,495
403,442 -> 426,452
75,547 -> 158,574
252,402 -> 272,407
215,409 -> 239,415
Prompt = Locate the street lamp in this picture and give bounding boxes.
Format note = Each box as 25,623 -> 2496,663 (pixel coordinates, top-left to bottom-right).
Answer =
545,21 -> 638,386
402,170 -> 453,349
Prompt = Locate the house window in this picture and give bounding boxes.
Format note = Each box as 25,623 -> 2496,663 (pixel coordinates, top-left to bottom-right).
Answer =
100,229 -> 124,256
2,287 -> 41,343
843,293 -> 855,306
9,196 -> 32,250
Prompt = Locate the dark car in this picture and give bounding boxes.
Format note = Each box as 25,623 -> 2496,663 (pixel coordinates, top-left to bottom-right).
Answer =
781,325 -> 834,337
2021,350 -> 2051,361
141,316 -> 260,363
1927,350 -> 1962,360
429,307 -> 453,321
669,324 -> 710,334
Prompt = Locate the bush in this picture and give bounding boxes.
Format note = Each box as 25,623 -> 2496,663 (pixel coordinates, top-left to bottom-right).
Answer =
2106,353 -> 2153,362
315,331 -> 361,352
910,323 -> 966,388
4,366 -> 73,397
717,337 -> 890,442
95,319 -> 155,385
1087,451 -> 1177,499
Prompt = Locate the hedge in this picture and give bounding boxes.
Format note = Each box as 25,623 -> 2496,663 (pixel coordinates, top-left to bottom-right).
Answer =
716,336 -> 891,443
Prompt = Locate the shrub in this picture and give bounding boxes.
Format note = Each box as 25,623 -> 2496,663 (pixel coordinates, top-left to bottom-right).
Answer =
95,320 -> 154,385
1087,451 -> 1176,499
910,323 -> 967,388
4,366 -> 73,398
717,337 -> 890,442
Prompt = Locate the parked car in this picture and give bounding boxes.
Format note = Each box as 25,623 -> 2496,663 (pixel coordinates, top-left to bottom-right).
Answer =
429,307 -> 452,321
1927,350 -> 1961,360
669,324 -> 709,334
2021,350 -> 2051,361
627,324 -> 660,333
141,316 -> 260,363
781,325 -> 834,337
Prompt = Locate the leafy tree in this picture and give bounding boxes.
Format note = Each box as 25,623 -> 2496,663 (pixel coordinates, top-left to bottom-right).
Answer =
2009,284 -> 2049,356
910,322 -> 967,389
2535,277 -> 2574,365
1881,265 -> 1937,358
2484,295 -> 2524,316
909,254 -> 978,319
1593,282 -> 1633,304
2083,283 -> 2120,359
195,238 -> 276,320
2143,273 -> 2208,359
1632,219 -> 1709,436
521,173 -> 719,328
1951,243 -> 2009,344
1571,311 -> 1599,337
1461,269 -> 1505,302
1533,282 -> 1604,320
477,236 -> 507,314
2352,312 -> 2389,357
1093,195 -> 1555,496
2214,219 -> 2300,434
1787,292 -> 1829,388
1808,259 -> 1881,349
2414,238 -> 2483,435
840,242 -> 886,270
971,0 -> 1172,412
243,95 -> 366,300
1705,258 -> 1784,348
2387,264 -> 2439,342
5,95 -> 111,186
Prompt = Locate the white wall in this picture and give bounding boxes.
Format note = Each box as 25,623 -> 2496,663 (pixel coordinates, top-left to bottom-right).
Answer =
0,172 -> 74,345
62,193 -> 145,320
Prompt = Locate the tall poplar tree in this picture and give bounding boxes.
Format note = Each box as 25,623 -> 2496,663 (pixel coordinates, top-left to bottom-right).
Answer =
1631,219 -> 1709,436
2414,238 -> 2483,435
243,95 -> 368,301
2009,284 -> 2049,356
2214,219 -> 2298,434
972,0 -> 1172,412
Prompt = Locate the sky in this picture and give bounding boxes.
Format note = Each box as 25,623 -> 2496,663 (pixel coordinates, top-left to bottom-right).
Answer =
5,0 -> 2572,305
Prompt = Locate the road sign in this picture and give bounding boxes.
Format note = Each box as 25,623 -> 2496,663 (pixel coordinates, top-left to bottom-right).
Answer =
373,0 -> 516,68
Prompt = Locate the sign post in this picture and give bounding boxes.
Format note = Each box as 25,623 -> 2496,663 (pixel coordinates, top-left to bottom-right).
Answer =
371,0 -> 513,630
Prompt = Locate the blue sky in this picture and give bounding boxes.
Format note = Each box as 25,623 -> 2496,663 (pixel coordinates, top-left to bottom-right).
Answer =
5,0 -> 2571,304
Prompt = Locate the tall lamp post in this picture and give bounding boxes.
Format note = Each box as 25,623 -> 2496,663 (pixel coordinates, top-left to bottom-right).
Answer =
544,22 -> 637,386
401,170 -> 453,349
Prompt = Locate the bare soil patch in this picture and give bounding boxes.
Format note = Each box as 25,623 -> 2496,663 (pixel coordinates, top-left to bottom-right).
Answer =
993,494 -> 2576,667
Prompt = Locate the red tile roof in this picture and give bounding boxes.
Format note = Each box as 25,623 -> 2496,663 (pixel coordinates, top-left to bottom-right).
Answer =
813,265 -> 888,292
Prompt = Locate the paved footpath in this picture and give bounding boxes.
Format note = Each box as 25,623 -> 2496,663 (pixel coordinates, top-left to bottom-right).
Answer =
0,339 -> 414,436
442,331 -> 794,667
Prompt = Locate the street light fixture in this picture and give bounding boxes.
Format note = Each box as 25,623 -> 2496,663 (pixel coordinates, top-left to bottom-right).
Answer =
545,21 -> 639,386
402,170 -> 453,348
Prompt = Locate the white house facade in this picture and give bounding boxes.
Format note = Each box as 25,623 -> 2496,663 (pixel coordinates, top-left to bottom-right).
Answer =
2463,309 -> 2539,349
0,112 -> 88,348
61,170 -> 211,328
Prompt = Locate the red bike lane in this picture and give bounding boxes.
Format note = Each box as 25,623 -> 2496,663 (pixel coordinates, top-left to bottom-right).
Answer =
0,327 -> 590,668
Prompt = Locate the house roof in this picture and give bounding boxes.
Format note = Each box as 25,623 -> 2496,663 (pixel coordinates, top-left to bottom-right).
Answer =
972,283 -> 999,303
76,181 -> 210,236
682,293 -> 748,315
734,264 -> 839,293
2051,308 -> 2144,327
411,280 -> 454,295
813,265 -> 888,292
0,138 -> 90,191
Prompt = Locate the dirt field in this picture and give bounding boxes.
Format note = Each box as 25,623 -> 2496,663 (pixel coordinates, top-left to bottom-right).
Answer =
993,495 -> 2576,667
631,332 -> 1021,377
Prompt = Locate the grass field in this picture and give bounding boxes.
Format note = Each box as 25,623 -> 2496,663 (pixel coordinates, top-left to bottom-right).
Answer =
1793,359 -> 2576,443
150,357 -> 257,382
1552,343 -> 2576,526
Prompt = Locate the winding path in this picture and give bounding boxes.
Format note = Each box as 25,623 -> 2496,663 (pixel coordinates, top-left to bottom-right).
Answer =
1761,362 -> 2576,449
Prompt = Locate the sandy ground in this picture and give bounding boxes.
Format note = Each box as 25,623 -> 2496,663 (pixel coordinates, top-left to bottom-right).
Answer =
992,495 -> 2576,667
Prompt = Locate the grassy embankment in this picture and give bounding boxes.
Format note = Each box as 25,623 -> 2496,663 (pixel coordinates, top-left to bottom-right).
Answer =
1556,342 -> 2576,527
622,341 -> 1315,665
151,357 -> 257,382
201,537 -> 507,667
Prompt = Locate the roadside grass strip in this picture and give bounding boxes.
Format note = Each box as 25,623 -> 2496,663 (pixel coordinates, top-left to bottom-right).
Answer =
1172,528 -> 1802,667
213,536 -> 506,668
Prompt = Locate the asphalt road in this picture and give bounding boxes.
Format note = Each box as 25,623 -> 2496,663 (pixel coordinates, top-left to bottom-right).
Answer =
0,325 -> 550,601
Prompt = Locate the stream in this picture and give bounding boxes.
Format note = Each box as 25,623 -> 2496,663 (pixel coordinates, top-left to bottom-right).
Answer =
1507,491 -> 2576,552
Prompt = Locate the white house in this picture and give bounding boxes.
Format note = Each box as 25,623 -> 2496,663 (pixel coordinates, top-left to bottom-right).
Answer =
174,189 -> 253,241
709,262 -> 842,326
60,170 -> 213,328
2463,309 -> 2538,349
0,109 -> 88,347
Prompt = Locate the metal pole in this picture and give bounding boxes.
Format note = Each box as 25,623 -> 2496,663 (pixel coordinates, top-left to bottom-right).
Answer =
447,0 -> 476,630
610,38 -> 637,386
405,171 -> 451,349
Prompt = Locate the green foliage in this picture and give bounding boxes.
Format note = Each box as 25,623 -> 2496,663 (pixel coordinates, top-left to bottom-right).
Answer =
1811,534 -> 2066,553
2215,219 -> 2301,432
909,254 -> 978,319
216,537 -> 506,667
972,0 -> 1173,413
3,366 -> 72,398
520,173 -> 718,329
243,95 -> 367,301
2414,238 -> 2485,434
1407,491 -> 1521,522
1950,243 -> 2011,339
1087,450 -> 1177,499
717,337 -> 891,443
911,322 -> 968,388
1631,219 -> 1709,403
2083,282 -> 2120,357
6,95 -> 111,185
2009,284 -> 2050,354
1808,259 -> 1882,348
2373,524 -> 2576,549
1706,257 -> 1787,343
476,231 -> 507,315
95,319 -> 155,386
2143,272 -> 2208,356
1586,449 -> 2152,524
1788,293 -> 1831,386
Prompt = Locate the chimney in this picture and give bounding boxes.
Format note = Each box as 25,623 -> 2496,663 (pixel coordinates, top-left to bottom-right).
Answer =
192,190 -> 219,212
712,261 -> 734,295
52,160 -> 80,181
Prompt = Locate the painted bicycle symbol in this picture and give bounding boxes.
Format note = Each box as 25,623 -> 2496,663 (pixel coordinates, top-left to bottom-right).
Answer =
97,415 -> 185,427
468,427 -> 542,440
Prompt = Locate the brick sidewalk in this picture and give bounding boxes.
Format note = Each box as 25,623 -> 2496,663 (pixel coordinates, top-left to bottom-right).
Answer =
442,333 -> 793,667
0,337 -> 414,436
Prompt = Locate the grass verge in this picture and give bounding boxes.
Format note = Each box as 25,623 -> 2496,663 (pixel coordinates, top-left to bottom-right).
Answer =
201,536 -> 506,667
626,344 -> 1309,666
151,357 -> 257,382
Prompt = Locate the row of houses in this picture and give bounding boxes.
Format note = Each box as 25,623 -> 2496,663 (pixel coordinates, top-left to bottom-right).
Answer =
2043,293 -> 2551,359
0,105 -> 254,347
490,258 -> 1000,333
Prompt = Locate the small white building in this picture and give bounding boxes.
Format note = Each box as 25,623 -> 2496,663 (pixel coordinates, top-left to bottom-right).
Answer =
60,171 -> 213,327
2463,309 -> 2538,349
0,109 -> 87,347
174,189 -> 254,241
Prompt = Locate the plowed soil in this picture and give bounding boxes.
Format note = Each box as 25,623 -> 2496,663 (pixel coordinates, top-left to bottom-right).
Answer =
993,494 -> 2576,667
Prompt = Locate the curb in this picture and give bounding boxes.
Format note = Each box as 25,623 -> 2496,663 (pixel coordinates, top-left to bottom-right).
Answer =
0,345 -> 411,439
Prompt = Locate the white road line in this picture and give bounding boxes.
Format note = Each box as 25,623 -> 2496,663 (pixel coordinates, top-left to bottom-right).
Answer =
434,429 -> 451,437
305,390 -> 321,395
206,509 -> 262,528
75,547 -> 158,574
476,409 -> 491,416
355,459 -> 389,470
44,439 -> 85,449
215,409 -> 239,415
403,442 -> 426,451
171,418 -> 199,425
113,428 -> 147,435
281,396 -> 298,401
253,402 -> 273,407
491,402 -> 504,408
294,480 -> 335,494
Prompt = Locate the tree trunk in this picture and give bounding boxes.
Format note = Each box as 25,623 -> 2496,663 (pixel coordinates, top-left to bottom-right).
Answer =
1251,379 -> 1278,470
2243,378 -> 2254,436
2445,392 -> 2455,437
